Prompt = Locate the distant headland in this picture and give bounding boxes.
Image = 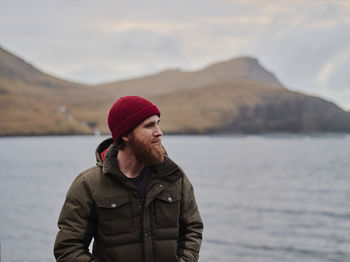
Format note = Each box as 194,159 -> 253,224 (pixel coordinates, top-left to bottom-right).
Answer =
1,46 -> 350,136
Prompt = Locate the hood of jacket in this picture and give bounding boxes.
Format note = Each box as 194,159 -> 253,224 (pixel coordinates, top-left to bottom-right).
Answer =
95,137 -> 114,166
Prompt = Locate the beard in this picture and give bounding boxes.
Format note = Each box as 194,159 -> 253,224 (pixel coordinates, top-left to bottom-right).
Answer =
128,135 -> 165,166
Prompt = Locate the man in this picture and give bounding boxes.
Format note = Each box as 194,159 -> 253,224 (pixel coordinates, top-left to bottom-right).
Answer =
54,96 -> 203,262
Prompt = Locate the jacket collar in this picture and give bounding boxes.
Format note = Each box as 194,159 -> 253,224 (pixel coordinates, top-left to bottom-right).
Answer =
95,137 -> 114,167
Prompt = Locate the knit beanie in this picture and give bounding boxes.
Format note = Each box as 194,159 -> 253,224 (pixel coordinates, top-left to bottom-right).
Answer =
108,96 -> 161,142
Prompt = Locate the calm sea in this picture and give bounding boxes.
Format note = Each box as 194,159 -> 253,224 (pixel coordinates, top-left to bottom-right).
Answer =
0,135 -> 349,262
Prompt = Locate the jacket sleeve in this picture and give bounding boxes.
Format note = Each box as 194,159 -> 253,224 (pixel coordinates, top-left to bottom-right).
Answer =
177,172 -> 203,262
54,172 -> 97,262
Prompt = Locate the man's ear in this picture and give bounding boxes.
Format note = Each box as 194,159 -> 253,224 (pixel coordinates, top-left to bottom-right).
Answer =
121,134 -> 130,142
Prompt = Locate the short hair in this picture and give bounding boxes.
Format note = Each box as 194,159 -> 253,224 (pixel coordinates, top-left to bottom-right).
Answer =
116,137 -> 126,150
115,128 -> 134,150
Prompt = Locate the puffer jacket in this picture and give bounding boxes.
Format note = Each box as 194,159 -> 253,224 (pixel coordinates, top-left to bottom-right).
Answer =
54,138 -> 203,262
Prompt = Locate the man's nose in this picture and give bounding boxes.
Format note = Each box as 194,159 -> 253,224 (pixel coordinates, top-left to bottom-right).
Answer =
154,125 -> 163,137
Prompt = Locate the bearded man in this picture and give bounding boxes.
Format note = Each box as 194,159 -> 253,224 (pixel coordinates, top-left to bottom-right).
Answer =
54,96 -> 203,262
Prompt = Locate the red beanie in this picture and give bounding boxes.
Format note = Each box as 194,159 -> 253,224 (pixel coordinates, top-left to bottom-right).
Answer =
108,96 -> 161,142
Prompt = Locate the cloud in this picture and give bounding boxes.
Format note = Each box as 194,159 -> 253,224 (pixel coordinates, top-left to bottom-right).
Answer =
316,61 -> 335,86
315,44 -> 350,87
92,21 -> 190,34
91,15 -> 272,37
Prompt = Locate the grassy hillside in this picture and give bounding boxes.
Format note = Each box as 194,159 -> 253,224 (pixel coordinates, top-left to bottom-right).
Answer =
0,47 -> 98,135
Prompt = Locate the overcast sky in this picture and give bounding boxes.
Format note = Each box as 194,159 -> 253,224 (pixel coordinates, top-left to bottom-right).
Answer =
1,0 -> 350,108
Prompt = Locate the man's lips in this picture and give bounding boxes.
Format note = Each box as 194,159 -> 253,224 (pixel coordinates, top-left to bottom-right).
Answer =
151,139 -> 161,144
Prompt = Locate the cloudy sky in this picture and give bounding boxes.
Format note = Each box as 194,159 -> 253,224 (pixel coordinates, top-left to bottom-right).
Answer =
1,0 -> 350,108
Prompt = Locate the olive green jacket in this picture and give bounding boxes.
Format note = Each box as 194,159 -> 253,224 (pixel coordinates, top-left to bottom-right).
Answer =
54,138 -> 203,262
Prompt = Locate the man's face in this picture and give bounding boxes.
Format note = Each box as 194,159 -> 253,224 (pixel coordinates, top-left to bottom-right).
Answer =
127,115 -> 165,165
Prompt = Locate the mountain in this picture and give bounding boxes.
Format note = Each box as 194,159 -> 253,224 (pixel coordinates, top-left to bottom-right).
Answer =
0,47 -> 87,89
0,46 -> 95,135
97,56 -> 284,96
152,82 -> 350,134
197,57 -> 283,87
1,46 -> 350,136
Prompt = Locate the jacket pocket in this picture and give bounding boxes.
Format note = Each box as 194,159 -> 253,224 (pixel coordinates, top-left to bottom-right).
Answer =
154,191 -> 181,228
95,196 -> 132,235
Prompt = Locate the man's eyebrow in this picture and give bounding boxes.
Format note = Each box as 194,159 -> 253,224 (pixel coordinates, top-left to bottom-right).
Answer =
144,121 -> 156,127
144,119 -> 160,127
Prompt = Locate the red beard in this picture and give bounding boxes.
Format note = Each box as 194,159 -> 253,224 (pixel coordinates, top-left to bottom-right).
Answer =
128,135 -> 165,166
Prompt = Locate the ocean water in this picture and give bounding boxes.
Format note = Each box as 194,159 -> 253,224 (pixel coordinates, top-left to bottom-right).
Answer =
0,135 -> 349,262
